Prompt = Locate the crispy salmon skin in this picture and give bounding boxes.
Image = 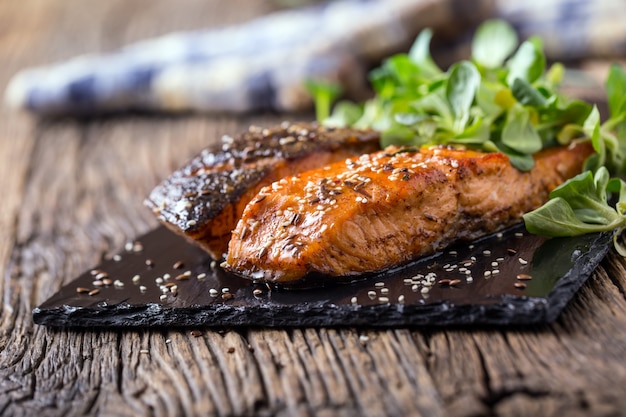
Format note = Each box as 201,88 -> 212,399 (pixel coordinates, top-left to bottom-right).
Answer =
225,142 -> 594,283
145,122 -> 379,258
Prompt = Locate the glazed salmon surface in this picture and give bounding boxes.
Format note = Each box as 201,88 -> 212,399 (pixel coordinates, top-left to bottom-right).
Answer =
145,122 -> 379,258
225,142 -> 594,282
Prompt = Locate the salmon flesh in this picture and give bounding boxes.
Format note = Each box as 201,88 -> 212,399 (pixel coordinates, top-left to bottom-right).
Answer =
145,122 -> 380,258
224,142 -> 594,283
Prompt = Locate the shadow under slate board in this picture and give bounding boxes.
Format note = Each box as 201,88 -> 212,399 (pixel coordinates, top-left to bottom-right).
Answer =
33,224 -> 611,328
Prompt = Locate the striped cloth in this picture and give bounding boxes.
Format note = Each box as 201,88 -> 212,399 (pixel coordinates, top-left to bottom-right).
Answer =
4,0 -> 624,117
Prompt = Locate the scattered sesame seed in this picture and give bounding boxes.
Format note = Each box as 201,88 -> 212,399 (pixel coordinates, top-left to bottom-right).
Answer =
175,273 -> 190,281
374,282 -> 385,288
209,289 -> 218,297
367,291 -> 377,299
449,279 -> 461,286
398,295 -> 405,304
380,288 -> 389,295
222,287 -> 230,293
491,261 -> 499,267
88,289 -> 100,296
518,258 -> 528,265
484,271 -> 492,277
378,297 -> 389,303
517,273 -> 532,280
351,296 -> 358,305
420,287 -> 430,294
139,285 -> 147,292
113,280 -> 124,288
173,261 -> 184,269
155,277 -> 164,284
412,284 -> 420,292
92,280 -> 103,287
160,294 -> 167,301
102,278 -> 113,286
132,274 -> 141,283
483,250 -> 491,256
438,279 -> 451,286
113,255 -> 122,262
514,282 -> 527,289
145,259 -> 154,267
492,269 -> 500,275
222,293 -> 234,301
515,232 -> 524,237
197,273 -> 206,280
95,272 -> 109,280
190,330 -> 202,337
165,339 -> 172,344
76,287 -> 90,294
507,248 -> 517,255
253,288 -> 263,296
139,349 -> 149,354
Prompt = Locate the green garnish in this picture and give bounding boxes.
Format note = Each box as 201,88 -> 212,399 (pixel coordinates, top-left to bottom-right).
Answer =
308,19 -> 626,253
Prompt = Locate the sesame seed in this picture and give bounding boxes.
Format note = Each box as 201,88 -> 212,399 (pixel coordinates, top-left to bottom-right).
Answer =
380,288 -> 389,295
515,232 -> 524,237
483,250 -> 491,256
484,271 -> 491,277
492,269 -> 500,275
197,273 -> 206,280
374,282 -> 385,288
102,278 -> 113,286
359,335 -> 369,346
517,273 -> 532,280
88,289 -> 100,296
367,291 -> 377,299
514,282 -> 527,289
92,280 -> 103,287
351,296 -> 358,304
160,294 -> 167,301
113,255 -> 122,262
145,259 -> 154,267
132,275 -> 141,283
139,285 -> 147,292
222,287 -> 230,293
76,287 -> 90,294
155,277 -> 164,284
190,330 -> 202,337
491,261 -> 499,267
139,349 -> 149,354
378,297 -> 390,303
253,288 -> 263,296
398,295 -> 405,304
95,272 -> 109,280
209,289 -> 218,297
518,258 -> 528,265
222,293 -> 234,301
173,260 -> 184,269
420,287 -> 430,294
113,280 -> 124,288
449,279 -> 461,286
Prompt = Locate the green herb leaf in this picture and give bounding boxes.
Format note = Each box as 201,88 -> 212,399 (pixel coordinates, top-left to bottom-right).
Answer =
472,19 -> 518,69
606,63 -> 626,117
501,108 -> 543,155
305,80 -> 342,122
524,168 -> 626,237
446,61 -> 480,133
408,28 -> 442,78
510,78 -> 547,107
506,38 -> 546,85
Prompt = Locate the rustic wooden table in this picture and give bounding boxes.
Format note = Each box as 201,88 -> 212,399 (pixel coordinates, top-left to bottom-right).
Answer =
1,1 -> 626,416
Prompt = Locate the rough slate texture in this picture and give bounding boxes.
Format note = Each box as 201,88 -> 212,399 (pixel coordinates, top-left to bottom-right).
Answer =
33,225 -> 611,328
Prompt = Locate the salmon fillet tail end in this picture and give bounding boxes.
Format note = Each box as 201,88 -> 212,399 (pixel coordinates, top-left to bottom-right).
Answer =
225,141 -> 594,283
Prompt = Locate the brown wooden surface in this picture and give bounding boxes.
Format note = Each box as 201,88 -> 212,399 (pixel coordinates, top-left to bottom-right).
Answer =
1,1 -> 626,416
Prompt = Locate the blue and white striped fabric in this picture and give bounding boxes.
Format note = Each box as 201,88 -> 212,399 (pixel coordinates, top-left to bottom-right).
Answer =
4,0 -> 624,117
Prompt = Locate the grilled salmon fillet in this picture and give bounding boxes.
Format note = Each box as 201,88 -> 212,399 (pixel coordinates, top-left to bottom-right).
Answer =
225,141 -> 594,282
145,122 -> 380,258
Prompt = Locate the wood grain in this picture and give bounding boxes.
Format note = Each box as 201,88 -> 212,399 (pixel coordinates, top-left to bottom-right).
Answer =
1,1 -> 626,416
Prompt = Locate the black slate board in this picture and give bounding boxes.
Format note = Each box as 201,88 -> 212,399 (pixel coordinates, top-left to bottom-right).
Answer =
33,224 -> 611,328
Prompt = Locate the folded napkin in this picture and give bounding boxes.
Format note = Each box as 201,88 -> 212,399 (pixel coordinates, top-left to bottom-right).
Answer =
5,0 -> 624,117
4,0 -> 492,116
